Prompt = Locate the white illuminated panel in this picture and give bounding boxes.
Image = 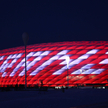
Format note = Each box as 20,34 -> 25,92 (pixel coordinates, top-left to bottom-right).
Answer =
81,64 -> 95,69
53,66 -> 67,75
27,60 -> 38,71
16,53 -> 23,58
10,53 -> 35,76
105,51 -> 108,54
71,69 -> 96,74
1,63 -> 9,72
81,69 -> 96,74
78,54 -> 90,59
57,50 -> 69,55
33,51 -> 42,56
60,59 -> 73,65
5,53 -> 21,60
41,60 -> 52,66
71,69 -> 105,74
20,54 -> 45,76
61,65 -> 67,69
91,69 -> 105,74
50,55 -> 60,60
0,59 -> 8,72
2,72 -> 7,77
10,58 -> 25,76
30,61 -> 51,75
19,70 -> 25,76
29,70 -> 38,76
99,59 -> 108,64
7,55 -> 13,59
25,51 -> 50,58
86,49 -> 99,54
71,69 -> 81,74
15,60 -> 24,69
34,56 -> 42,61
22,61 -> 30,66
53,49 -> 99,75
30,52 -> 64,76
8,59 -> 18,68
4,60 -> 8,64
70,59 -> 83,65
41,51 -> 50,56
59,55 -> 69,60
27,52 -> 35,57
11,54 -> 17,58
53,69 -> 66,75
36,66 -> 45,70
0,56 -> 4,60
26,55 -> 44,71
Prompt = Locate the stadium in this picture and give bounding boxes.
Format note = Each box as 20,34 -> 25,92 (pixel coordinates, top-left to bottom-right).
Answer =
0,41 -> 108,88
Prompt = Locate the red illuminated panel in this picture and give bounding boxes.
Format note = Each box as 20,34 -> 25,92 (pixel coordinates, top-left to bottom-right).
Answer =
0,41 -> 108,87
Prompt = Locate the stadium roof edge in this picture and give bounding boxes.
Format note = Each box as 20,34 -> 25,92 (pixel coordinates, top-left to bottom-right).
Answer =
0,41 -> 108,53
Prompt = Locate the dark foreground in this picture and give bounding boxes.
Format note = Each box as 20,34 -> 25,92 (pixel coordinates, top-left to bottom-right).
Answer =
0,88 -> 108,108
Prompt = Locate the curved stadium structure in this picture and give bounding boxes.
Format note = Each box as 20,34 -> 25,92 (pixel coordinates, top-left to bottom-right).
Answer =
0,41 -> 108,88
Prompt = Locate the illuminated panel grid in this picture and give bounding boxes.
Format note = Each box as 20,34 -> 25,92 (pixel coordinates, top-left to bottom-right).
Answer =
0,41 -> 108,87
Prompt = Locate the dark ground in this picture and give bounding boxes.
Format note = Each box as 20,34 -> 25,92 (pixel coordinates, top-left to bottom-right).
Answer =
0,88 -> 108,108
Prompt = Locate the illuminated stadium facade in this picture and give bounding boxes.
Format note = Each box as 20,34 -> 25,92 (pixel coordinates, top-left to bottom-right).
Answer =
0,41 -> 108,88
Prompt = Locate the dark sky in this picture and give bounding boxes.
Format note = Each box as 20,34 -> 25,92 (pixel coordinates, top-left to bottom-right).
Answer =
0,0 -> 108,50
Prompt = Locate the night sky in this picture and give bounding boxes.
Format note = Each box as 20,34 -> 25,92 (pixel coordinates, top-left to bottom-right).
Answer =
0,0 -> 108,50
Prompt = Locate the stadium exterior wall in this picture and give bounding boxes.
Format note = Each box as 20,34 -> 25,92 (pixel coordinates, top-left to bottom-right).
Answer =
0,41 -> 108,87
